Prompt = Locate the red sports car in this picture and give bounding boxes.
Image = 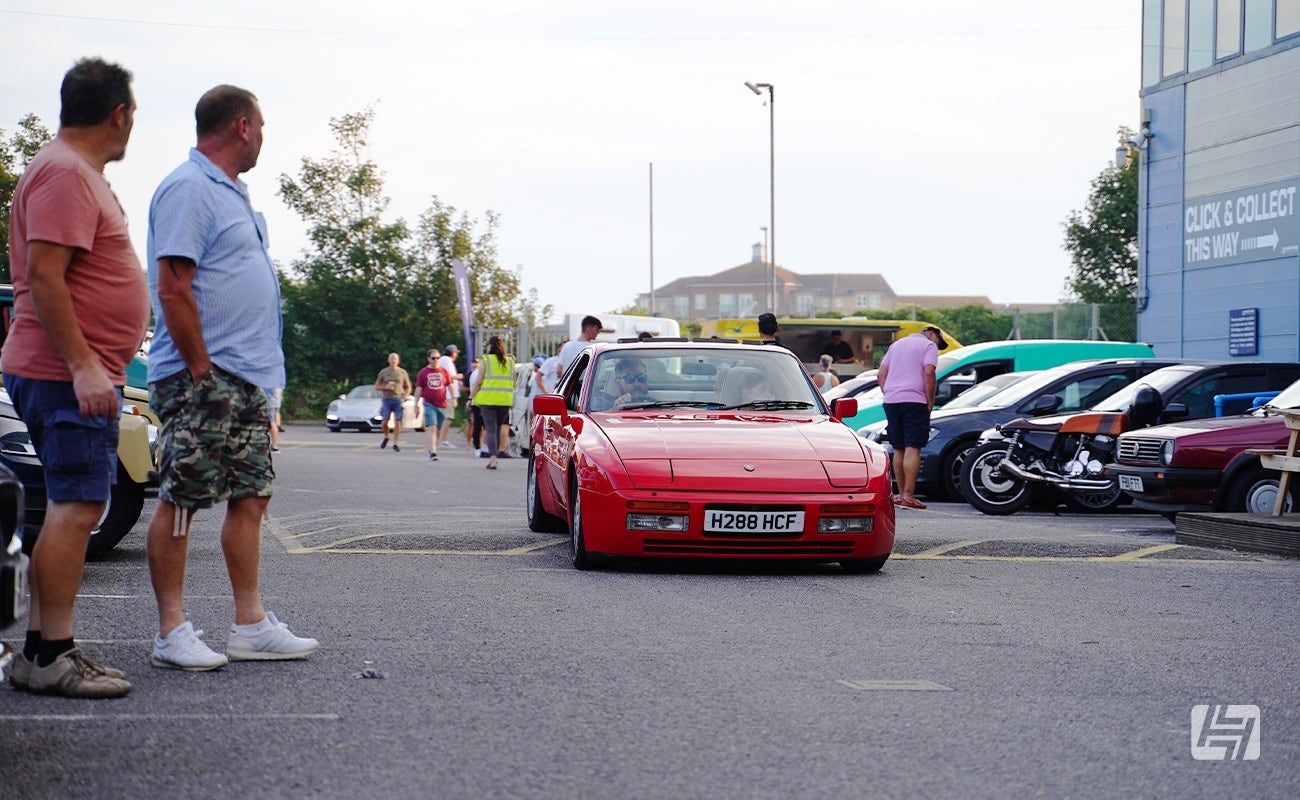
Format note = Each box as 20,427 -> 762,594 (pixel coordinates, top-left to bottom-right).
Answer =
527,340 -> 895,572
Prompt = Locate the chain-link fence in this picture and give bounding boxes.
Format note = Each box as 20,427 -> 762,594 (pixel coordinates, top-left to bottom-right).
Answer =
1003,303 -> 1137,342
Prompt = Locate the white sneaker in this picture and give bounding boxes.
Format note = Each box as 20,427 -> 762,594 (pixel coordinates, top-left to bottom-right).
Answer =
227,612 -> 320,661
441,441 -> 457,449
152,621 -> 229,671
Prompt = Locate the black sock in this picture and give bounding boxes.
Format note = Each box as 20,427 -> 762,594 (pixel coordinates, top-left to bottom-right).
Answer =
36,637 -> 75,668
23,630 -> 40,661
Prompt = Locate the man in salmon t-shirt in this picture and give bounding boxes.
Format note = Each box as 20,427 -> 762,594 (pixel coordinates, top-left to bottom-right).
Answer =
0,58 -> 148,698
417,348 -> 453,461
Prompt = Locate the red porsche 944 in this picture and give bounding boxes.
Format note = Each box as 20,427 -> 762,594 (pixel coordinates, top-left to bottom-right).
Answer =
527,339 -> 895,572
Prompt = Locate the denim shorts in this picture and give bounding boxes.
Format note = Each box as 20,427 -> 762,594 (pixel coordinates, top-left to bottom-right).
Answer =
423,403 -> 447,429
380,397 -> 404,421
883,402 -> 931,450
3,374 -> 120,504
151,367 -> 273,509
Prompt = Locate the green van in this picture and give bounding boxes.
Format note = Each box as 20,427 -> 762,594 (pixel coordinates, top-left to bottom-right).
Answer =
841,339 -> 1155,431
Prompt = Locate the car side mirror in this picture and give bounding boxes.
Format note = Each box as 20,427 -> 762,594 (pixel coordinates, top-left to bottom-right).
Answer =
1029,394 -> 1063,415
533,394 -> 569,424
831,397 -> 858,421
1160,401 -> 1190,422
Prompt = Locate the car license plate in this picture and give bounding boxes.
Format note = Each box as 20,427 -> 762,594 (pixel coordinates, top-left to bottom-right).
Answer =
704,509 -> 804,533
1118,474 -> 1144,493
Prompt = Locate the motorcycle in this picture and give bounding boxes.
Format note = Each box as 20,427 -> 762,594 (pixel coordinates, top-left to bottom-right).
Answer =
959,389 -> 1166,516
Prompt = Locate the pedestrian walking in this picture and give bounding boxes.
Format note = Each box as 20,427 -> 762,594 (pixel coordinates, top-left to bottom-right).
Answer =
877,325 -> 946,509
471,336 -> 514,470
374,352 -> 412,452
1,57 -> 147,698
144,84 -> 318,671
438,344 -> 461,448
416,348 -> 452,461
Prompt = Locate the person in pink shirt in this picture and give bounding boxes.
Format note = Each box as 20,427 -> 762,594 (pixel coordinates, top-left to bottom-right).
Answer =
416,348 -> 453,460
876,326 -> 946,509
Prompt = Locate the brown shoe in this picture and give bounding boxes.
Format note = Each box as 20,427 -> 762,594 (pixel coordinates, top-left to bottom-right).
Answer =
8,651 -> 32,690
29,648 -> 132,698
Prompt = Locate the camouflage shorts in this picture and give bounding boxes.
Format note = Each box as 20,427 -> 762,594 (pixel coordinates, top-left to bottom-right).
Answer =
151,366 -> 274,510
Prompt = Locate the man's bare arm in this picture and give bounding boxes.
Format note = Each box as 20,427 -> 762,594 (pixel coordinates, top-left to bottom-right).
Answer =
26,241 -> 119,417
155,256 -> 211,381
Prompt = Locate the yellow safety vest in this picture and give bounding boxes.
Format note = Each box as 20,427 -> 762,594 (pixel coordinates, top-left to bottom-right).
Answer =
476,354 -> 514,406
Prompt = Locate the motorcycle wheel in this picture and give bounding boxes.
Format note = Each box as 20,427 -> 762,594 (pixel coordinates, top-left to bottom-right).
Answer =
960,442 -> 1031,516
1061,479 -> 1125,513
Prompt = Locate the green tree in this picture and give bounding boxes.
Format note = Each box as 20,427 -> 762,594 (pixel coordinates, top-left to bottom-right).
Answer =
0,113 -> 53,282
276,108 -> 522,417
1063,127 -> 1139,303
934,304 -> 1013,346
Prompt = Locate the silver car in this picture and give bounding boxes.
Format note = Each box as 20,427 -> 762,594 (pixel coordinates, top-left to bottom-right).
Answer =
325,385 -> 424,432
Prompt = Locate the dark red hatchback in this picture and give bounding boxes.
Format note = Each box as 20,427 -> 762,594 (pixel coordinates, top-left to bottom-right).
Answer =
1105,378 -> 1300,515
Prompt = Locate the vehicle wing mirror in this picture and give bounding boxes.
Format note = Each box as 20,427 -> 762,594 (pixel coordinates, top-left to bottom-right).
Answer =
831,397 -> 858,421
1030,394 -> 1063,415
1129,385 -> 1164,428
1161,401 -> 1190,422
532,393 -> 569,424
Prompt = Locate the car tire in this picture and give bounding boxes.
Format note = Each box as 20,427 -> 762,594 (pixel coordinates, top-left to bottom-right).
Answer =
840,555 -> 888,574
569,478 -> 594,570
1060,478 -> 1126,513
85,464 -> 145,560
527,454 -> 565,533
939,439 -> 978,501
960,442 -> 1031,516
1223,465 -> 1296,514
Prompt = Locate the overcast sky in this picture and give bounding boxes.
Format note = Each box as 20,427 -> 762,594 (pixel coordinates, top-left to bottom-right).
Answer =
1,1 -> 1140,321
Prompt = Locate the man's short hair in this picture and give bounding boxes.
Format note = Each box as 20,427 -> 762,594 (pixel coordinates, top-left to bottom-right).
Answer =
617,360 -> 647,376
195,85 -> 258,139
830,330 -> 843,337
582,315 -> 602,330
757,313 -> 778,336
60,58 -> 133,128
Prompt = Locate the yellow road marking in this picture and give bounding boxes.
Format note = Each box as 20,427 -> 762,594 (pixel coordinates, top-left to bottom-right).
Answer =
1109,544 -> 1183,561
292,539 -> 567,557
909,539 -> 983,557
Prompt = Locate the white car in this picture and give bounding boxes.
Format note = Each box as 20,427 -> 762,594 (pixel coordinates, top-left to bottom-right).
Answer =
325,385 -> 424,432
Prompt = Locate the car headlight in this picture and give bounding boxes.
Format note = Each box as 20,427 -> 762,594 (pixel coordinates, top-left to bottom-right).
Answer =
1160,439 -> 1175,466
0,431 -> 36,458
857,421 -> 888,442
326,413 -> 339,422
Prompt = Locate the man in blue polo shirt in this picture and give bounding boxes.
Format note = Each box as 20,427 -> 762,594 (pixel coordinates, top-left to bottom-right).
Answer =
144,85 -> 318,673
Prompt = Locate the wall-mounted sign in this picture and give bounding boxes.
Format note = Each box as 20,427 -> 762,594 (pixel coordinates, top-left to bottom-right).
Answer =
1184,179 -> 1299,269
1229,308 -> 1258,357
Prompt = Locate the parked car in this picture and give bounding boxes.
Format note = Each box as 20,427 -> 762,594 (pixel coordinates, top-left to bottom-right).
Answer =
1105,377 -> 1300,516
839,339 -> 1156,431
325,385 -> 424,432
821,369 -> 878,403
963,361 -> 1300,514
0,460 -> 26,631
859,359 -> 1184,500
0,285 -> 159,559
528,339 -> 895,572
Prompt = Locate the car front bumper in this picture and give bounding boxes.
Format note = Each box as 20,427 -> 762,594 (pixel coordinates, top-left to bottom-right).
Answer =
1104,463 -> 1221,510
577,486 -> 896,562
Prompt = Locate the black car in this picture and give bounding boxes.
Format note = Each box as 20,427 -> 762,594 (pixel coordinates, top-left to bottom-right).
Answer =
1,460 -> 27,631
859,358 -> 1183,500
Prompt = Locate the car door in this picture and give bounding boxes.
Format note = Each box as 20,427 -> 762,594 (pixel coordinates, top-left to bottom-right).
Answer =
541,353 -> 592,512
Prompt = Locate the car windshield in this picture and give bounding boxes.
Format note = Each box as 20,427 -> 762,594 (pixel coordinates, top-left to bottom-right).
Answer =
584,347 -> 823,413
1262,377 -> 1300,412
1091,365 -> 1202,411
941,371 -> 1038,410
346,386 -> 381,400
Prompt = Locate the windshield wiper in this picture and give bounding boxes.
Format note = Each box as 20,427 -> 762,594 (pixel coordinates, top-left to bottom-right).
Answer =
721,400 -> 816,411
618,400 -> 726,410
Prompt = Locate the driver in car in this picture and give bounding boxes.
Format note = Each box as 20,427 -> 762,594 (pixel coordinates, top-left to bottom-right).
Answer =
738,371 -> 770,404
612,359 -> 657,408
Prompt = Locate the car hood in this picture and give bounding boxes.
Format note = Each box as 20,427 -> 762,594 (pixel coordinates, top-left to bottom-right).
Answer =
333,398 -> 383,415
1122,413 -> 1279,439
592,413 -> 871,490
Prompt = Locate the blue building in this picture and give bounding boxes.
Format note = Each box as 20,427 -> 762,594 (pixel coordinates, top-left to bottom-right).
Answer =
1137,0 -> 1299,358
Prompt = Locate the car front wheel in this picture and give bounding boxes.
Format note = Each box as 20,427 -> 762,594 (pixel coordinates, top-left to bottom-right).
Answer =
1224,466 -> 1296,514
86,464 -> 146,560
569,479 -> 593,570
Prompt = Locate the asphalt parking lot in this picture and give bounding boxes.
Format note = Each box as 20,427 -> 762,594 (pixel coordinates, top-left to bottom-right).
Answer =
2,422 -> 1296,799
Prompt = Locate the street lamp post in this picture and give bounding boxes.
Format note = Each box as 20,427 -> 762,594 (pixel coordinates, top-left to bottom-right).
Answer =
745,81 -> 775,314
759,225 -> 769,309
